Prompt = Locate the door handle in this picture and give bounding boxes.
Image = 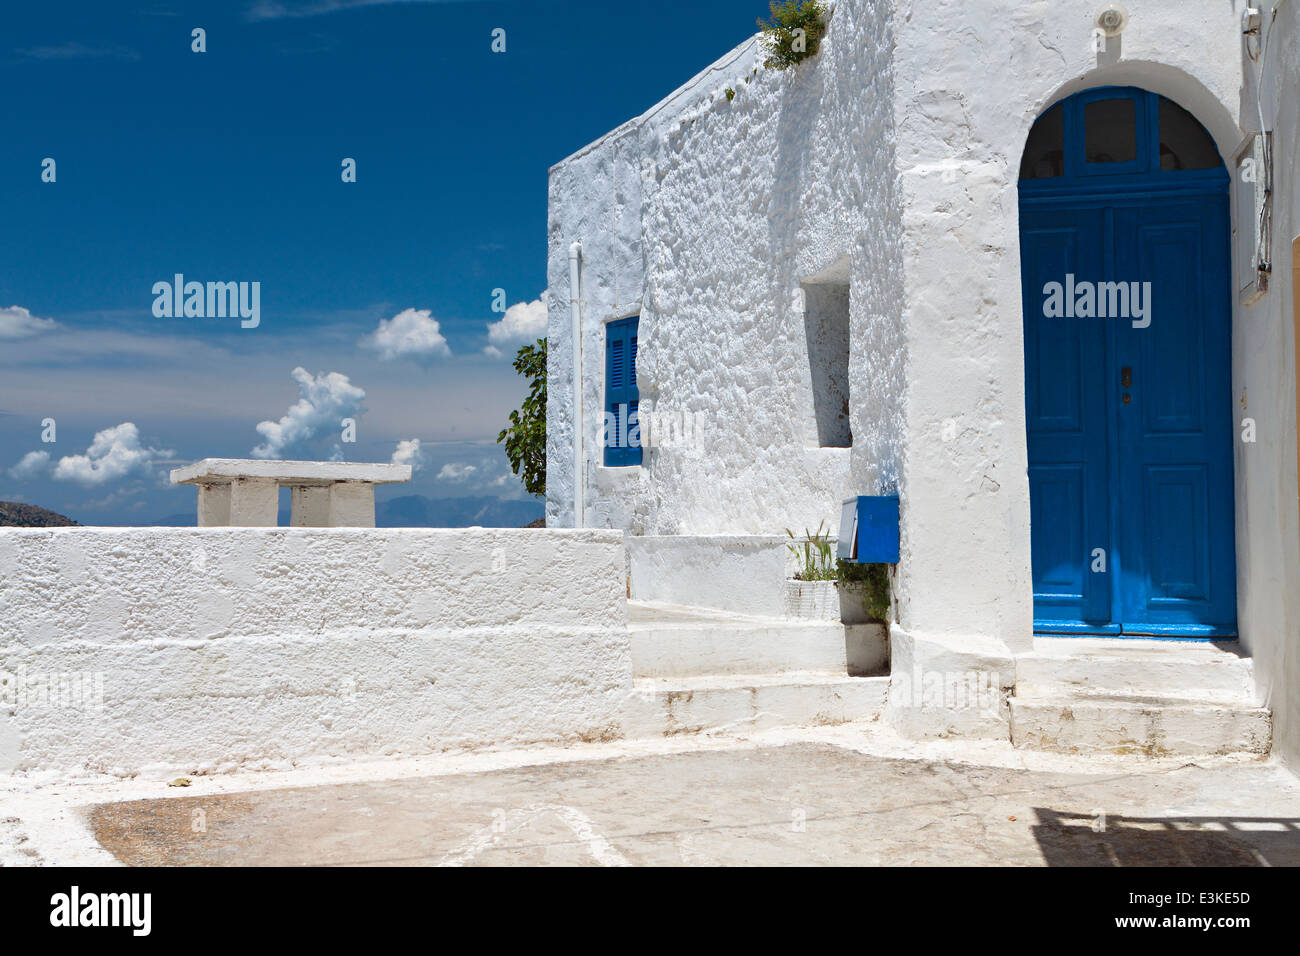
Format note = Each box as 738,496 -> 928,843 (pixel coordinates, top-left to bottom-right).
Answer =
1121,366 -> 1133,388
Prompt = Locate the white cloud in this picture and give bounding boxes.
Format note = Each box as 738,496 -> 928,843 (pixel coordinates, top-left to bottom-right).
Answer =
484,295 -> 547,357
0,305 -> 58,340
16,41 -> 139,61
391,438 -> 425,470
360,308 -> 451,361
9,450 -> 51,480
50,423 -> 174,486
253,367 -> 366,459
247,0 -> 449,21
436,462 -> 477,482
78,484 -> 147,512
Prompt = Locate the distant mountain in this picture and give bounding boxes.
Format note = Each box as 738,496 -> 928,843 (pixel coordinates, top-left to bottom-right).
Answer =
152,513 -> 197,527
0,501 -> 80,527
148,495 -> 542,529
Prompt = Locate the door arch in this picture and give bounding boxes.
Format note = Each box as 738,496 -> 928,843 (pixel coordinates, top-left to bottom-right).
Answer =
1019,86 -> 1236,637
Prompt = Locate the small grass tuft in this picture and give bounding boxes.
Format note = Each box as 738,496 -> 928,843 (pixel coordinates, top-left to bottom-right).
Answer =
786,521 -> 836,580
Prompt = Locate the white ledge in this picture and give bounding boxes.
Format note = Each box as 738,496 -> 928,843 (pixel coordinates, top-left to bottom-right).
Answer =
170,458 -> 412,486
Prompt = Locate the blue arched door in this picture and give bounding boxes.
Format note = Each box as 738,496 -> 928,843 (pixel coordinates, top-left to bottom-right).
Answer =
1019,87 -> 1236,637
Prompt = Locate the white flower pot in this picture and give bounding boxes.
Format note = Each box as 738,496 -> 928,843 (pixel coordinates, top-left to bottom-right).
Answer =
784,580 -> 838,620
784,579 -> 874,624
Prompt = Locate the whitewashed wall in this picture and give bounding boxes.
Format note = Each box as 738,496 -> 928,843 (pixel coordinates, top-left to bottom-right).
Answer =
889,0 -> 1297,747
0,528 -> 631,779
626,535 -> 790,617
1236,1 -> 1300,769
548,0 -> 1300,760
546,0 -> 902,536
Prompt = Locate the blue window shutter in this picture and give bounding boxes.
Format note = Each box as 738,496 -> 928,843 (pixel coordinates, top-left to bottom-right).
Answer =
604,316 -> 642,466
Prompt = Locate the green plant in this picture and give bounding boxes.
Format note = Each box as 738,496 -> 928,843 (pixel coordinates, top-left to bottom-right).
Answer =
787,519 -> 892,620
496,338 -> 546,497
724,87 -> 736,101
786,521 -> 836,580
787,521 -> 891,620
837,559 -> 891,622
757,0 -> 827,71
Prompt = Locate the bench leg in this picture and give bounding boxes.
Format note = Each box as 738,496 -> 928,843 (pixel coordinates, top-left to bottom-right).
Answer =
328,482 -> 375,527
290,486 -> 330,527
228,478 -> 279,526
196,483 -> 231,527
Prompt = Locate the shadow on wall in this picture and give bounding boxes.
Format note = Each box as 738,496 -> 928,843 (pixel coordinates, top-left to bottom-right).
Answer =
1032,808 -> 1300,866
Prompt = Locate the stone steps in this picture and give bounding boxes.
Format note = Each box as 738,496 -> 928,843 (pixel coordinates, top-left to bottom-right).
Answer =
1009,693 -> 1272,757
623,672 -> 889,738
628,602 -> 887,678
1010,637 -> 1269,757
1015,636 -> 1258,704
622,601 -> 888,737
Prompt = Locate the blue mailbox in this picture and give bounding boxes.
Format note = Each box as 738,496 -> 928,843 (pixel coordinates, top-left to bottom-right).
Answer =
837,495 -> 900,564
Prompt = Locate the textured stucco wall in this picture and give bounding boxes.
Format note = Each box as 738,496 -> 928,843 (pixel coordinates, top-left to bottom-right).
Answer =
0,528 -> 631,778
547,0 -> 902,536
547,0 -> 1299,749
887,0 -> 1295,751
886,0 -> 1262,653
626,534 -> 790,617
1235,0 -> 1300,770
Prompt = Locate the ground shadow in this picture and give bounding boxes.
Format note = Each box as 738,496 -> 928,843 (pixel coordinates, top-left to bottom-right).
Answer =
1032,808 -> 1300,866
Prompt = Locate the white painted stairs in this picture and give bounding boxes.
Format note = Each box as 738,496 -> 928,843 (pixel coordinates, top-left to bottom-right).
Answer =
622,601 -> 889,737
1009,637 -> 1271,757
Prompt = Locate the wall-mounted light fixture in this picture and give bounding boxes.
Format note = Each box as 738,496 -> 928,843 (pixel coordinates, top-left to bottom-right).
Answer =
1095,4 -> 1129,37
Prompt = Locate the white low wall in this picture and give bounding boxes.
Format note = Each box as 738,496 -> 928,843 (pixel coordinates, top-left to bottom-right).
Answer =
0,528 -> 631,779
626,535 -> 790,617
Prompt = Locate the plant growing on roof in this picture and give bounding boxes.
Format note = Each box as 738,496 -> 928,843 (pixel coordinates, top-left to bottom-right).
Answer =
757,0 -> 827,71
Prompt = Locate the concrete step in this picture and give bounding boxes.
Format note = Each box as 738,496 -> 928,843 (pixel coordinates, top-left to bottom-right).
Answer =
1016,636 -> 1257,704
627,600 -> 887,678
1009,693 -> 1271,757
623,672 -> 889,738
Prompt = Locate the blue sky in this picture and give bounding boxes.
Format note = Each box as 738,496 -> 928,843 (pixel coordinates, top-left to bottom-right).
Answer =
0,0 -> 756,523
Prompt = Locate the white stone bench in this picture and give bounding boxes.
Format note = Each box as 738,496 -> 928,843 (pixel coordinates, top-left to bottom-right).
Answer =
170,458 -> 412,527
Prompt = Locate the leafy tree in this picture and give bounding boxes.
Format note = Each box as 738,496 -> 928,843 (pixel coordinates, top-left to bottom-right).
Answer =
757,0 -> 827,70
497,338 -> 547,497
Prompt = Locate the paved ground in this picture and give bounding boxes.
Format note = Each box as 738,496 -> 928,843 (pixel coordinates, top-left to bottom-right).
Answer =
76,739 -> 1300,866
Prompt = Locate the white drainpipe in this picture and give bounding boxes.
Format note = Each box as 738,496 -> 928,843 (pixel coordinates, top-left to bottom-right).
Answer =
569,241 -> 584,527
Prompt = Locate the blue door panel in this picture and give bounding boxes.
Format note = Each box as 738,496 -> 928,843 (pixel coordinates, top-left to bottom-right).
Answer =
1133,221 -> 1207,433
1113,198 -> 1235,634
1142,465 -> 1211,603
1021,209 -> 1112,626
1028,464 -> 1087,598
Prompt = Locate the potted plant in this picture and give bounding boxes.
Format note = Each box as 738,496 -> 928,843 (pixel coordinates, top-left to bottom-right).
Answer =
784,522 -> 839,618
785,521 -> 890,623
